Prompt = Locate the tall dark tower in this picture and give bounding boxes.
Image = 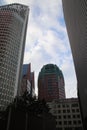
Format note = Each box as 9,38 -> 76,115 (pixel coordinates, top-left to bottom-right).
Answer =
38,64 -> 65,101
20,63 -> 35,97
62,0 -> 87,128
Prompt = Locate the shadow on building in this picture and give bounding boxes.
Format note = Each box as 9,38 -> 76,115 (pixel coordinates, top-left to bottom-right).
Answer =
0,95 -> 56,130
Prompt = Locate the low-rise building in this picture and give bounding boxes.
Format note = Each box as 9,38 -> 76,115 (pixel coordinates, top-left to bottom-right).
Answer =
47,98 -> 83,130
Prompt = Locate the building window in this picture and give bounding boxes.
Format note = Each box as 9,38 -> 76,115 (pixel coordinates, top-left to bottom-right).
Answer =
63,110 -> 66,113
68,121 -> 72,125
68,115 -> 71,118
76,109 -> 79,112
58,110 -> 61,113
72,103 -> 78,107
67,109 -> 70,113
73,120 -> 77,125
59,121 -> 62,125
64,121 -> 67,125
78,120 -> 81,124
63,115 -> 66,119
73,115 -> 76,118
72,109 -> 75,113
58,115 -> 61,119
77,114 -> 80,118
63,104 -> 65,108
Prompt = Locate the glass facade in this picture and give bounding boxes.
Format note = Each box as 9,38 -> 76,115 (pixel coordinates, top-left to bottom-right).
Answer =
21,64 -> 35,97
0,3 -> 29,110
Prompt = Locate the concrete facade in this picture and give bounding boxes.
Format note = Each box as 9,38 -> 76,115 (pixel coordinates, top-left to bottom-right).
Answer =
62,0 -> 87,127
47,98 -> 83,130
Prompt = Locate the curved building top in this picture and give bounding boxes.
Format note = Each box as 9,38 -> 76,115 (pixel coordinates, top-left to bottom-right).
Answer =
39,64 -> 63,78
0,3 -> 29,19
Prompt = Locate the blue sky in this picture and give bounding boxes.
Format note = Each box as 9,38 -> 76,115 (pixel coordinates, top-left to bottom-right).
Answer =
1,0 -> 77,98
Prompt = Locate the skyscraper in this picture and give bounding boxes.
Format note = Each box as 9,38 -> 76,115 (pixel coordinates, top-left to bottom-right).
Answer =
21,63 -> 35,97
38,64 -> 65,101
0,3 -> 29,110
62,0 -> 87,128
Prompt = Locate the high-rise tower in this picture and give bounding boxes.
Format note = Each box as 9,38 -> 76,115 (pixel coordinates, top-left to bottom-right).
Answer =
0,3 -> 29,110
62,0 -> 87,128
38,64 -> 65,101
21,63 -> 35,97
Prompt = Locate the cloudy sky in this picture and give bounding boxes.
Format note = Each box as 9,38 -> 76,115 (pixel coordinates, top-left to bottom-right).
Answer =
1,0 -> 77,98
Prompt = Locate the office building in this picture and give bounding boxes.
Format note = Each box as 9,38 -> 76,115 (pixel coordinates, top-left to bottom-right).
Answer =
21,63 -> 35,97
47,98 -> 83,130
38,64 -> 65,101
0,3 -> 29,110
62,0 -> 87,128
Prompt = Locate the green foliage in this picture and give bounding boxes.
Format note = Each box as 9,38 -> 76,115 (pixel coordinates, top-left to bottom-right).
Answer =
8,91 -> 50,116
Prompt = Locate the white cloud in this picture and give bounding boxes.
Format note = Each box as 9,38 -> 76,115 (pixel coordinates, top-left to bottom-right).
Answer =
4,0 -> 77,98
61,58 -> 77,98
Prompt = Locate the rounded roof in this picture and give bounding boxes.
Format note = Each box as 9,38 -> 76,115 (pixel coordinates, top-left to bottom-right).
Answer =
39,64 -> 63,78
